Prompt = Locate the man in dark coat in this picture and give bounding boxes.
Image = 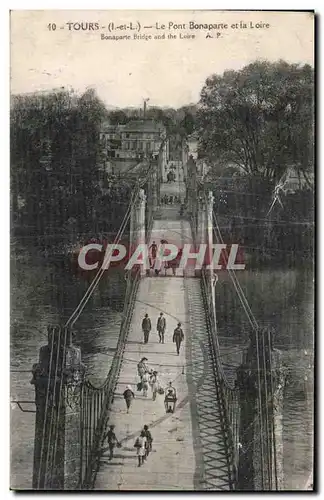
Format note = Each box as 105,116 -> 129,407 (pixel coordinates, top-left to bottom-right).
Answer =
123,385 -> 135,413
104,425 -> 121,460
149,241 -> 157,269
143,424 -> 153,459
173,322 -> 184,355
157,312 -> 166,343
142,313 -> 152,344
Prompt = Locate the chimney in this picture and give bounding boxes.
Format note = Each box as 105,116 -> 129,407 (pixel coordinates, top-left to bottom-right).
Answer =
143,98 -> 149,119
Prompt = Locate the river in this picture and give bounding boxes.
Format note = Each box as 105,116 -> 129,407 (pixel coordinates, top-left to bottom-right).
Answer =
216,268 -> 314,490
10,249 -> 127,489
10,249 -> 313,490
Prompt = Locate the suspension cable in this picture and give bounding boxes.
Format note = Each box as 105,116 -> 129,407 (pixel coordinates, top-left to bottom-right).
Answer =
44,326 -> 61,488
207,197 -> 265,489
49,326 -> 68,488
33,160 -> 156,488
268,328 -> 279,489
200,182 -> 258,329
39,165 -> 149,485
37,328 -> 56,489
65,199 -> 133,328
212,205 -> 279,488
65,161 -> 154,329
211,207 -> 257,330
262,330 -> 271,489
213,209 -> 265,488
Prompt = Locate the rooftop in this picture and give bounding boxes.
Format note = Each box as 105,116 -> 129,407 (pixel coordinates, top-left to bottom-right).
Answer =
123,119 -> 165,133
100,118 -> 166,135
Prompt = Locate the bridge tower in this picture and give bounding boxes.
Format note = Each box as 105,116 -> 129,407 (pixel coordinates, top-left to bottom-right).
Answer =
197,196 -> 206,249
237,328 -> 285,490
31,326 -> 85,490
186,155 -> 197,224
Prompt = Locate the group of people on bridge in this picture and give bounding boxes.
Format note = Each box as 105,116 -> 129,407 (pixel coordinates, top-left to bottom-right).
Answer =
136,356 -> 178,415
149,241 -> 183,277
103,423 -> 154,468
160,194 -> 182,205
124,310 -> 183,413
141,312 -> 184,354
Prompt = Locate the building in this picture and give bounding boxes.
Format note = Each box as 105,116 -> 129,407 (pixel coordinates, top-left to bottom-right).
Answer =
99,119 -> 169,172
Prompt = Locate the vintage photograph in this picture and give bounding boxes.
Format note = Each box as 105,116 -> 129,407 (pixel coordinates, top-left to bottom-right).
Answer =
10,10 -> 314,491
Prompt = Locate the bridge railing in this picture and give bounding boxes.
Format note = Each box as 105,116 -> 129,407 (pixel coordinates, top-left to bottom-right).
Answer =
200,268 -> 240,489
79,268 -> 141,489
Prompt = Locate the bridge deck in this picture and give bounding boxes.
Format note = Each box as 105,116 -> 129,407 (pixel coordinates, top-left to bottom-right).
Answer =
94,217 -> 231,491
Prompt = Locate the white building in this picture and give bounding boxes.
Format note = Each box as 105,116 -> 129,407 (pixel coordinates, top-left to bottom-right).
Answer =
100,120 -> 169,165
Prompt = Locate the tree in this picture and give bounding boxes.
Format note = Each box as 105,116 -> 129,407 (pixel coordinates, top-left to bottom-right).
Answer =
108,109 -> 128,125
10,88 -> 123,252
198,61 -> 314,184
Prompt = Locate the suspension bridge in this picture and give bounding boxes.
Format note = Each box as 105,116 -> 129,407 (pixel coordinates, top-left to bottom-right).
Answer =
29,157 -> 284,491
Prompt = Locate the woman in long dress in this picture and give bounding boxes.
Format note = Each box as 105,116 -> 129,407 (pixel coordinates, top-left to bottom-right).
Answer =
149,371 -> 159,401
137,357 -> 148,380
142,371 -> 150,397
134,431 -> 147,467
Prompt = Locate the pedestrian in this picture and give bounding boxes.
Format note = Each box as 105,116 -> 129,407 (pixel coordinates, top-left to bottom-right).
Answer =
137,357 -> 149,391
157,312 -> 166,343
149,241 -> 157,269
149,371 -> 159,401
137,357 -> 149,379
134,430 -> 147,467
104,424 -> 121,460
143,424 -> 153,459
142,371 -> 150,397
173,322 -> 184,355
123,385 -> 135,413
164,382 -> 177,413
142,313 -> 152,344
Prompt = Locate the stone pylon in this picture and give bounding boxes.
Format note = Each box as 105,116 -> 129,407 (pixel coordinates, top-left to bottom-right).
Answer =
236,328 -> 284,491
31,326 -> 85,490
129,189 -> 147,277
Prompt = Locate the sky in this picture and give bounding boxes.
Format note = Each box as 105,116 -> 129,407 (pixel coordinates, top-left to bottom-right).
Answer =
10,10 -> 314,109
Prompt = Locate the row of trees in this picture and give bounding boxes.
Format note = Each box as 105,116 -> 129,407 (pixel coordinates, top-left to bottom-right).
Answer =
10,87 -> 198,256
197,60 -> 314,267
209,174 -> 313,267
11,88 -> 132,253
108,104 -> 197,137
11,60 -> 314,265
198,60 -> 314,185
